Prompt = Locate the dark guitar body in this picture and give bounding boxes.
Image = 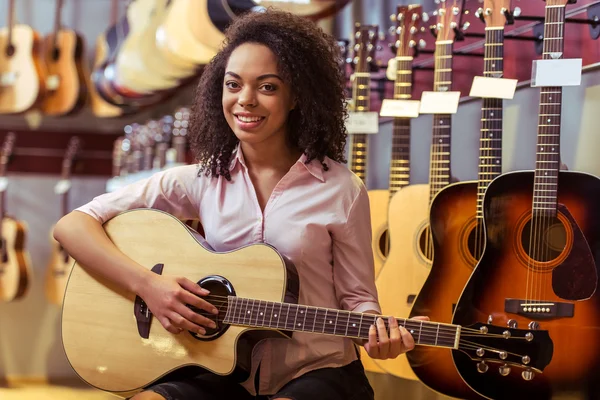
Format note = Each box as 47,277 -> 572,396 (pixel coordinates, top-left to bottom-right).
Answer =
408,180 -> 486,400
452,170 -> 600,399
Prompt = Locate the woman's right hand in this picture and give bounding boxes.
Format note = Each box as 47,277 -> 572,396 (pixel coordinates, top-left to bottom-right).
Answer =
139,273 -> 219,335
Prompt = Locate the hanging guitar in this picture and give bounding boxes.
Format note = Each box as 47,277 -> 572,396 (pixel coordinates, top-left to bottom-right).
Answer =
451,0 -> 600,398
45,136 -> 81,305
61,208 -> 553,398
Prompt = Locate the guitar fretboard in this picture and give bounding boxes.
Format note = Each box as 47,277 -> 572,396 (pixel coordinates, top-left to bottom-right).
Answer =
348,69 -> 371,184
477,28 -> 505,219
388,57 -> 413,198
429,41 -> 453,203
224,296 -> 460,348
533,5 -> 566,217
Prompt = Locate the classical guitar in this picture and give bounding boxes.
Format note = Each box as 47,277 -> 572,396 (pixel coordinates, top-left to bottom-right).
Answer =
45,136 -> 80,305
41,0 -> 88,116
407,2 -> 510,399
0,133 -> 32,302
0,0 -> 47,114
61,208 -> 553,398
451,1 -> 600,399
373,0 -> 462,380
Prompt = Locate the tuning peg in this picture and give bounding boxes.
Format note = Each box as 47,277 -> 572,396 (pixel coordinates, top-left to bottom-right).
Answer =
475,7 -> 485,23
463,21 -> 471,31
419,39 -> 426,48
522,368 -> 535,381
499,364 -> 511,376
422,12 -> 430,22
390,13 -> 396,22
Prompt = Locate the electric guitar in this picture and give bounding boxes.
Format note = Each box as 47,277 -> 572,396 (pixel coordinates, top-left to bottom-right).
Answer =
452,1 -> 600,398
60,208 -> 553,398
407,1 -> 510,398
45,136 -> 80,305
373,0 -> 462,380
0,0 -> 47,114
41,0 -> 88,116
0,133 -> 32,302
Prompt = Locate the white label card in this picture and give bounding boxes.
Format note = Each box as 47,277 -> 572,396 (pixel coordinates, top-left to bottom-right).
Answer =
531,58 -> 582,87
379,99 -> 421,118
346,112 -> 379,134
386,58 -> 398,81
0,177 -> 8,193
54,179 -> 72,195
469,76 -> 518,99
419,91 -> 461,114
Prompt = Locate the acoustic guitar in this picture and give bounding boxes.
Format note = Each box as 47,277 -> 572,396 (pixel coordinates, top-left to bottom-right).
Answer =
406,1 -> 510,399
451,1 -> 600,398
0,0 -> 47,114
45,136 -> 80,305
41,0 -> 88,116
0,133 -> 32,302
60,208 -> 553,398
373,0 -> 462,380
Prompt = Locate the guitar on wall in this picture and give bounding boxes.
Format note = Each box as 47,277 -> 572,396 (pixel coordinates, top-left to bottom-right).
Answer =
407,1 -> 511,399
61,209 -> 553,398
0,0 -> 47,114
451,1 -> 600,398
373,0 -> 462,380
45,137 -> 81,305
40,0 -> 88,116
0,133 -> 33,302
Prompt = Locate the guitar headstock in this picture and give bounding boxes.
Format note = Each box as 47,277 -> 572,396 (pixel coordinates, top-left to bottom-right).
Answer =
546,0 -> 576,6
459,322 -> 553,376
480,0 -> 512,27
352,23 -> 379,74
392,5 -> 423,57
0,133 -> 16,178
432,0 -> 465,42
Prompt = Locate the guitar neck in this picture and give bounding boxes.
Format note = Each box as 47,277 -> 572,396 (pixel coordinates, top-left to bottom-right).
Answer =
224,296 -> 459,348
388,56 -> 413,198
7,0 -> 15,45
348,71 -> 371,184
533,4 -> 566,217
428,41 -> 453,203
52,0 -> 64,48
477,28 -> 505,219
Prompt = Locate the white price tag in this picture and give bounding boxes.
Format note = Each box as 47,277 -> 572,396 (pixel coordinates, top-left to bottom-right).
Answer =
531,59 -> 582,87
379,99 -> 421,118
0,177 -> 8,193
419,91 -> 461,114
346,112 -> 379,134
54,179 -> 72,195
0,72 -> 17,87
46,75 -> 61,90
469,76 -> 518,99
386,58 -> 398,81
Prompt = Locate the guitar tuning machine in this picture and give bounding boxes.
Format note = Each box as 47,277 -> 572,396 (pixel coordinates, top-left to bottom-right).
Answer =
499,364 -> 511,376
477,361 -> 489,373
507,319 -> 517,328
522,368 -> 535,381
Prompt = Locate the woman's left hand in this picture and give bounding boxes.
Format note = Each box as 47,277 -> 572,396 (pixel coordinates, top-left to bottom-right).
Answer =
363,315 -> 430,360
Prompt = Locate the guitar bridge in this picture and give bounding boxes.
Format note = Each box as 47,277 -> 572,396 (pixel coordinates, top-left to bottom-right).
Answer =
504,298 -> 574,319
134,263 -> 164,338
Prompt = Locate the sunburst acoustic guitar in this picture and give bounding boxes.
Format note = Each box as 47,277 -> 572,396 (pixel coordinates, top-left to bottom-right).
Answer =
451,1 -> 600,398
60,208 -> 553,399
373,0 -> 462,381
41,0 -> 88,116
407,1 -> 510,399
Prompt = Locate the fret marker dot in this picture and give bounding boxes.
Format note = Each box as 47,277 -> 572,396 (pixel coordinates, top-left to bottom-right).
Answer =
329,320 -> 333,324
548,119 -> 551,123
492,63 -> 495,68
541,147 -> 544,151
545,172 -> 548,176
440,120 -> 444,124
552,147 -> 555,151
247,311 -> 251,314
300,310 -> 304,314
352,323 -> 356,327
496,160 -> 500,164
274,314 -> 278,318
439,139 -> 442,143
260,312 -> 263,316
490,112 -> 494,117
410,330 -> 415,334
549,97 -> 552,100
490,133 -> 493,137
298,323 -> 301,326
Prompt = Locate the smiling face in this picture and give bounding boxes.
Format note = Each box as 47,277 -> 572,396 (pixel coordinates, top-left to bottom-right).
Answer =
222,43 -> 296,147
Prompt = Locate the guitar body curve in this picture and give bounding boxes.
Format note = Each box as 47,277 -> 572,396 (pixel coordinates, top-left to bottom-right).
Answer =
452,170 -> 600,399
0,217 -> 32,302
45,227 -> 74,305
373,183 -> 431,380
62,209 -> 293,396
407,180 -> 485,399
88,35 -> 124,117
0,25 -> 46,114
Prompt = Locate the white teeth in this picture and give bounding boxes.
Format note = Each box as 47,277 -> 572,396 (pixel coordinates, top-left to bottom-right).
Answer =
237,115 -> 262,123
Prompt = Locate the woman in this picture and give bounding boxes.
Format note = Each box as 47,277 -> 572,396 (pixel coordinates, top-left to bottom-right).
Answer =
54,9 -> 425,400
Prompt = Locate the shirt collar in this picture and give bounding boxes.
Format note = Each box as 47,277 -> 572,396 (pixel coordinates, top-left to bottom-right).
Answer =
228,143 -> 325,182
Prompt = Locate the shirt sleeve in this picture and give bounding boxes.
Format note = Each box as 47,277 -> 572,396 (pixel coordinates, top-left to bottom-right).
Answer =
75,165 -> 201,224
331,184 -> 381,314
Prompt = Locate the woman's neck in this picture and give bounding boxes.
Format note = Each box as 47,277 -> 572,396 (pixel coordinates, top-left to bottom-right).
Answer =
240,140 -> 303,173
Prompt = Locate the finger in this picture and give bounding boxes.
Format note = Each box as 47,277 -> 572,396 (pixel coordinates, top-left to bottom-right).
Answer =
168,312 -> 207,335
178,289 -> 219,315
411,315 -> 430,322
366,324 -> 379,358
174,302 -> 217,330
177,277 -> 211,298
400,326 -> 415,352
159,316 -> 181,334
376,317 -> 390,359
388,316 -> 402,358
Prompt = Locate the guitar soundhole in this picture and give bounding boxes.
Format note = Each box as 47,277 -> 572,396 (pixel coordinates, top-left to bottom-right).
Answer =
520,216 -> 567,265
52,47 -> 60,61
187,275 -> 235,342
417,225 -> 433,262
377,229 -> 390,258
5,44 -> 15,57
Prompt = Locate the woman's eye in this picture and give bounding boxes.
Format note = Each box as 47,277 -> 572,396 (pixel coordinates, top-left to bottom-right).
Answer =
261,84 -> 276,92
225,81 -> 239,89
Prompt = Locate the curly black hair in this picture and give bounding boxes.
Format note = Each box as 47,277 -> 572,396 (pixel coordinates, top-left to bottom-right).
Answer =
189,8 -> 348,180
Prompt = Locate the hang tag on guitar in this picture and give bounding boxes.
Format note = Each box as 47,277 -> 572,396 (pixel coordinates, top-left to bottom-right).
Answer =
346,112 -> 379,134
54,179 -> 72,195
386,58 -> 397,81
469,76 -> 518,99
531,58 -> 582,87
419,91 -> 461,114
0,177 -> 8,193
379,99 -> 421,118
